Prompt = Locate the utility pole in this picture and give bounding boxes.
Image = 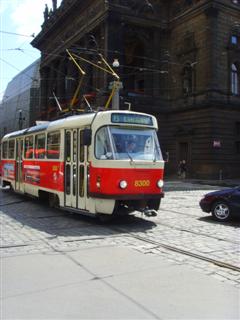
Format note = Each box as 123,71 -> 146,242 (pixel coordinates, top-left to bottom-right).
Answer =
109,80 -> 123,110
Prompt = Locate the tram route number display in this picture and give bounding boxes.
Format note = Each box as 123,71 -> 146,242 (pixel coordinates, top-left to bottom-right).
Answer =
111,113 -> 153,126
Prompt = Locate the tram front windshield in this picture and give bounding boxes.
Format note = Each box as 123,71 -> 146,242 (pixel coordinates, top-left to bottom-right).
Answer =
95,126 -> 162,161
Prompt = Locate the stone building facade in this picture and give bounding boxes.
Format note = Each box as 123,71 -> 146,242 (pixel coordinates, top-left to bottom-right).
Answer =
31,0 -> 240,178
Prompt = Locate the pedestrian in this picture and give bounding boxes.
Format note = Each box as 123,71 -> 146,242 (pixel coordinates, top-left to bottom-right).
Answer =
178,159 -> 187,179
178,160 -> 182,177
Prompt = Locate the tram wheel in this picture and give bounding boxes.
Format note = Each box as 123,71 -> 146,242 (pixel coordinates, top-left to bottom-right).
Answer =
49,193 -> 59,208
148,199 -> 161,211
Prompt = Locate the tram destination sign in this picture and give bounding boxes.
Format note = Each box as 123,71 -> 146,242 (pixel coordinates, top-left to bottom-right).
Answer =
111,113 -> 153,126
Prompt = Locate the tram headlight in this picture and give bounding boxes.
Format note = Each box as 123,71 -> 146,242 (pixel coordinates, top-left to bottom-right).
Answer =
157,179 -> 164,188
119,180 -> 128,189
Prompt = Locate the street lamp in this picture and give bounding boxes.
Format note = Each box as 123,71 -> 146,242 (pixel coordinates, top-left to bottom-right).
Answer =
112,58 -> 120,68
110,58 -> 123,110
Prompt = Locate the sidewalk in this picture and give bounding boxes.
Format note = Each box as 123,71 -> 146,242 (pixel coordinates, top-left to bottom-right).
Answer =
165,177 -> 240,188
2,245 -> 239,319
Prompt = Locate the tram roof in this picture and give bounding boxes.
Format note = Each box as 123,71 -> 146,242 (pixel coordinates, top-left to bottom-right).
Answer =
1,110 -> 157,141
48,112 -> 96,131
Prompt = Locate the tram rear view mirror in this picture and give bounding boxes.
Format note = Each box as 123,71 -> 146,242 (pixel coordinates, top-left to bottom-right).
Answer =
83,128 -> 92,146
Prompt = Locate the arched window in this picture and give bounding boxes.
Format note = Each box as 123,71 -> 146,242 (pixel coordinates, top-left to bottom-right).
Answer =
231,63 -> 239,95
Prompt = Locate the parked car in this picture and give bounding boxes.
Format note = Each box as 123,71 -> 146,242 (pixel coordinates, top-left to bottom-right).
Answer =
199,186 -> 240,222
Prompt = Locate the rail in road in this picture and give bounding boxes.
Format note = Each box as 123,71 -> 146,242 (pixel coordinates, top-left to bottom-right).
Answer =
109,225 -> 240,273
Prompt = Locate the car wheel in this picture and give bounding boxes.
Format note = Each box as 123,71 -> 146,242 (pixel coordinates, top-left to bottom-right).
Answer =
211,201 -> 231,222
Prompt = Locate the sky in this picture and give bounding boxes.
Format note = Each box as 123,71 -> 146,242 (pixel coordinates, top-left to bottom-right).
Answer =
0,0 -> 57,101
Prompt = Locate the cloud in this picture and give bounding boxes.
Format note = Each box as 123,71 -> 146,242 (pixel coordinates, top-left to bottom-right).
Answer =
10,0 -> 54,40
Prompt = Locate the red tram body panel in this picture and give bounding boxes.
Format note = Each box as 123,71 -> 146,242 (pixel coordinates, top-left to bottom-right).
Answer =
89,164 -> 164,198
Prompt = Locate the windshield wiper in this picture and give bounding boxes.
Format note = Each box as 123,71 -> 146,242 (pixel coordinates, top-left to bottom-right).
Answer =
153,147 -> 157,162
126,151 -> 134,163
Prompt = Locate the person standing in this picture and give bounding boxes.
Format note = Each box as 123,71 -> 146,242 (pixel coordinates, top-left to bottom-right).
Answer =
178,160 -> 187,179
180,160 -> 187,179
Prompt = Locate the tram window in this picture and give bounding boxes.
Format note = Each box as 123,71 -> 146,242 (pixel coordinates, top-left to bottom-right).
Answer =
35,134 -> 46,159
79,165 -> 84,197
110,127 -> 162,161
2,141 -> 7,159
79,131 -> 84,162
65,131 -> 71,161
95,127 -> 112,159
8,140 -> 15,159
47,131 -> 60,159
24,136 -> 34,159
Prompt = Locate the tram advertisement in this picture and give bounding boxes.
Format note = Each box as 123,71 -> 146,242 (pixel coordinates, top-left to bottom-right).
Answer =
3,162 -> 15,180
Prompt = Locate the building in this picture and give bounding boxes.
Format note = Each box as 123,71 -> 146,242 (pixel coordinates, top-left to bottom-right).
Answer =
31,0 -> 240,178
0,60 -> 41,138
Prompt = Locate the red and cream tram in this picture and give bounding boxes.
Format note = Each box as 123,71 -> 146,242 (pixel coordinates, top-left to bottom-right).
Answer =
0,110 -> 164,219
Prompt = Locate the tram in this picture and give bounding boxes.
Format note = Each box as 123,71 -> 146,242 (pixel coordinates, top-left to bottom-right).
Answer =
0,110 -> 164,219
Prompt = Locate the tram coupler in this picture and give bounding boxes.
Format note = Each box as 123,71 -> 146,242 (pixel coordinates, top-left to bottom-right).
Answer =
143,209 -> 158,217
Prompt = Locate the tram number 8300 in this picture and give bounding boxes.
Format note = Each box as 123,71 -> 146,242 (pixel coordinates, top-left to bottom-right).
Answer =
134,180 -> 151,187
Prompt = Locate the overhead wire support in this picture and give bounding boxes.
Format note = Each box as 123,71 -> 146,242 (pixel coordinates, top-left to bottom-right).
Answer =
98,53 -> 120,80
67,50 -> 119,80
104,81 -> 118,110
66,49 -> 86,109
66,49 -> 86,75
66,48 -> 121,110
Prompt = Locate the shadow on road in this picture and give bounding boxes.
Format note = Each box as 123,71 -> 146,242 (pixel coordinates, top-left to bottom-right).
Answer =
0,191 -> 157,238
198,215 -> 240,228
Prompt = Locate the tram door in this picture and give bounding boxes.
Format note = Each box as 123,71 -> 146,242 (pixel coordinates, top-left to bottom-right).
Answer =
64,129 -> 88,210
78,130 -> 88,210
65,130 -> 77,207
15,138 -> 24,192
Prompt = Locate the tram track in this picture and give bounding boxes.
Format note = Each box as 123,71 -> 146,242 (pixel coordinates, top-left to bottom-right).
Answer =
110,226 -> 240,273
153,217 -> 240,245
0,200 -> 29,207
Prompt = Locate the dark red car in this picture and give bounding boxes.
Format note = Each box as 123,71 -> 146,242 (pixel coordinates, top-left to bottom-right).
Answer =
199,186 -> 240,222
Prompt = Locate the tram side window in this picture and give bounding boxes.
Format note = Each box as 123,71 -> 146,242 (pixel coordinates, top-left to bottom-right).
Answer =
95,127 -> 112,159
47,132 -> 60,159
24,136 -> 34,159
35,133 -> 46,159
2,141 -> 8,159
8,140 -> 15,159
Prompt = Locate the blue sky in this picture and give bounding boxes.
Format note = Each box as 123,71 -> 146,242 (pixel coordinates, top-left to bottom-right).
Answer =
0,0 -> 54,101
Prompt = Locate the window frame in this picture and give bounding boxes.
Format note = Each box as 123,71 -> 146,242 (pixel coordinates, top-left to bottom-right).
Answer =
24,135 -> 34,159
2,141 -> 8,159
35,133 -> 46,159
47,131 -> 61,159
182,63 -> 193,96
8,139 -> 15,159
231,62 -> 239,95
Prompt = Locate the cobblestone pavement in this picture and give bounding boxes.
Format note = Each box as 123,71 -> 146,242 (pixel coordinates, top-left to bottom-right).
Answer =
1,181 -> 240,288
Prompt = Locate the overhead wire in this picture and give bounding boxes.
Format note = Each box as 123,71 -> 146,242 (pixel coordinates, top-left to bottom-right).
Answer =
0,30 -> 35,38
